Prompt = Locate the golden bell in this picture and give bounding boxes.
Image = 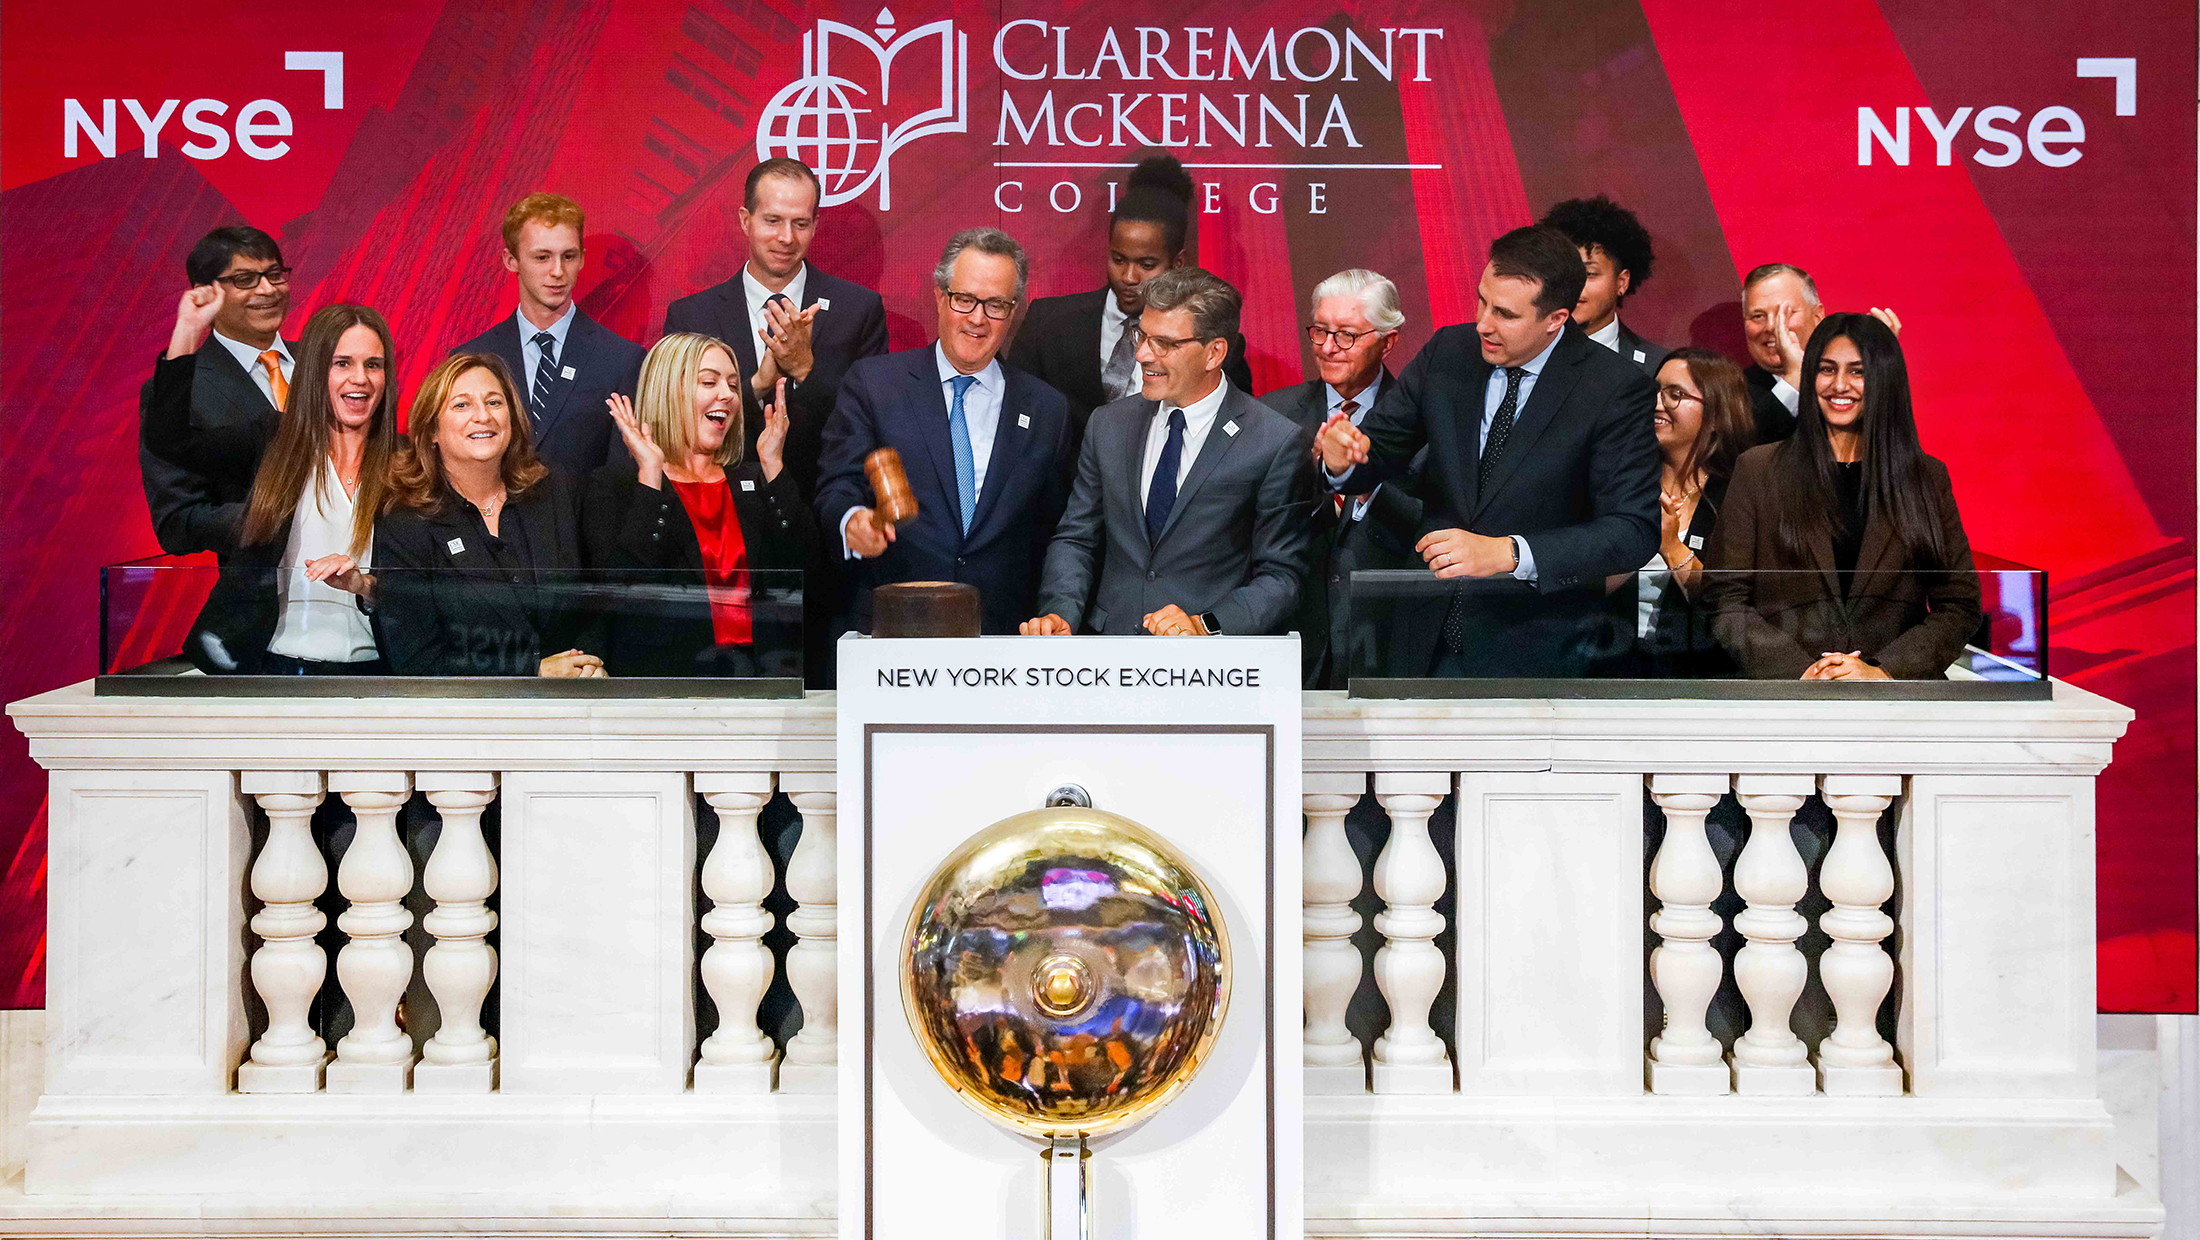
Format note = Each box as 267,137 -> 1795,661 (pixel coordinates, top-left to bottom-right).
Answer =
900,804 -> 1231,1235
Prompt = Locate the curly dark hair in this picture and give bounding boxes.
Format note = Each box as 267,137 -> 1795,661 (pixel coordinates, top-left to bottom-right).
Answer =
1538,195 -> 1655,305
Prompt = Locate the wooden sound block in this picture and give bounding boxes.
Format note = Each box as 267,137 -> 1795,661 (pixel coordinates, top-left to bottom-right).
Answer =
872,582 -> 982,638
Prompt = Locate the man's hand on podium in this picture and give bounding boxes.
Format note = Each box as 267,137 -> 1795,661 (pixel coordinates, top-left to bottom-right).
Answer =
1020,613 -> 1072,635
1143,604 -> 1210,636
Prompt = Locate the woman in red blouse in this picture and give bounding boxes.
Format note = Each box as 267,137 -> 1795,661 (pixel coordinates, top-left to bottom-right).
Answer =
583,332 -> 815,677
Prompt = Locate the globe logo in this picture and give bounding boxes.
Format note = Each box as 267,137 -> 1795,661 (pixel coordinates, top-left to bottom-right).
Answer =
756,13 -> 968,211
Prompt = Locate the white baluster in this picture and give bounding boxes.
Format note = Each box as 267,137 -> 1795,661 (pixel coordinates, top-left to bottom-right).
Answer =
238,772 -> 329,1093
695,774 -> 778,1093
1815,774 -> 1905,1095
1731,775 -> 1815,1095
326,773 -> 416,1093
780,776 -> 837,1093
414,774 -> 498,1094
1647,774 -> 1733,1094
1371,773 -> 1452,1093
1304,774 -> 1368,1094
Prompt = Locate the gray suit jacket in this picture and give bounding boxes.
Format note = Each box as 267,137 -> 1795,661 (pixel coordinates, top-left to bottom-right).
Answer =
1036,384 -> 1317,635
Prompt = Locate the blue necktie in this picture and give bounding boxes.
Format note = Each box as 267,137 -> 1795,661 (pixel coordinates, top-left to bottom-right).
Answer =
1145,407 -> 1186,546
947,374 -> 979,535
529,331 -> 557,424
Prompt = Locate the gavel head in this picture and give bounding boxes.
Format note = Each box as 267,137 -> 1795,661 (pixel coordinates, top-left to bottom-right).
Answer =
865,447 -> 920,527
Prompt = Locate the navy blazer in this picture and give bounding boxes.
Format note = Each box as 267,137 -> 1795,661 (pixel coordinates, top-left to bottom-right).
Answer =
139,340 -> 287,558
663,265 -> 888,501
450,308 -> 645,482
814,346 -> 1074,635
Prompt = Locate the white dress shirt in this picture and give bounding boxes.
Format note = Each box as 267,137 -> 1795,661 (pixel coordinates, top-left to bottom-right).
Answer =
515,302 -> 577,398
743,262 -> 810,361
1587,318 -> 1622,353
1097,289 -> 1133,370
1770,375 -> 1801,413
211,330 -> 293,406
838,344 -> 1005,557
1139,377 -> 1230,513
265,468 -> 377,663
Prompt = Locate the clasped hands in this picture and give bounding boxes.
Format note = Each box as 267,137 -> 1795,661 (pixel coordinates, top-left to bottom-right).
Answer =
752,300 -> 818,392
1019,605 -> 1209,636
1803,650 -> 1889,681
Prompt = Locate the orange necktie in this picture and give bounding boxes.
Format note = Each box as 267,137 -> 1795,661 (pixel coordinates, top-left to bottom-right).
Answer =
259,349 -> 289,411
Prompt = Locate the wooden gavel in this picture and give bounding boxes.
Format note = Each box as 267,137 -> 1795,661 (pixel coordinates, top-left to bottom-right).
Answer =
865,448 -> 919,526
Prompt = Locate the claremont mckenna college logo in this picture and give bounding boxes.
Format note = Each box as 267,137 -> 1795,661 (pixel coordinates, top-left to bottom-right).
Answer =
756,8 -> 969,210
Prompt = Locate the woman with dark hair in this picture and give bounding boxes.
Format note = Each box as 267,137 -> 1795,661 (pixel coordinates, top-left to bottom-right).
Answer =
1597,347 -> 1755,676
1705,313 -> 1982,679
582,332 -> 813,677
372,354 -> 604,677
144,299 -> 400,673
1005,154 -> 1252,436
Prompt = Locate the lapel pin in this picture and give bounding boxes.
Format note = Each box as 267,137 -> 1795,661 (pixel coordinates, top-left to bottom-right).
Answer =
1688,533 -> 1704,550
446,538 -> 465,555
740,479 -> 757,491
1223,420 -> 1240,437
815,297 -> 831,311
1017,413 -> 1031,429
561,365 -> 576,380
1631,349 -> 1646,364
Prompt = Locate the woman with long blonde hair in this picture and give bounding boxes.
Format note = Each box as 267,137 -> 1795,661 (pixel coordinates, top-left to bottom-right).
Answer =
582,332 -> 811,677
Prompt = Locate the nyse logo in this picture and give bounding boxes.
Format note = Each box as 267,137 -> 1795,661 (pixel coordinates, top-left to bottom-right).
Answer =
756,8 -> 968,210
63,52 -> 343,162
1858,57 -> 2134,169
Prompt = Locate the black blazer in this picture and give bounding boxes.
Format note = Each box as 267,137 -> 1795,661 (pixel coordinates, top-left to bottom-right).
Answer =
814,347 -> 1074,635
662,265 -> 888,502
139,342 -> 286,558
450,309 -> 644,482
1347,324 -> 1661,676
1006,287 -> 1255,442
1261,372 -> 1424,687
372,472 -> 597,676
581,461 -> 815,678
1705,444 -> 1983,680
1592,473 -> 1735,679
1742,364 -> 1801,445
1612,321 -> 1670,378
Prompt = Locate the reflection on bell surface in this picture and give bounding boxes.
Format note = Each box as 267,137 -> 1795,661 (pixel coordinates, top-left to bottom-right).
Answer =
900,804 -> 1231,1236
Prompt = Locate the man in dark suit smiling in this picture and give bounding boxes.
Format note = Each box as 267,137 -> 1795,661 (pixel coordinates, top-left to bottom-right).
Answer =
815,229 -> 1072,636
1317,226 -> 1659,677
449,193 -> 645,481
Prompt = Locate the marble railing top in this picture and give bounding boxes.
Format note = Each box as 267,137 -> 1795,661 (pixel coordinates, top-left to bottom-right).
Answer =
8,679 -> 2130,776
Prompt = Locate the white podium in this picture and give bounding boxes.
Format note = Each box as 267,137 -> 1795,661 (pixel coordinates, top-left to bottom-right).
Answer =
837,635 -> 1303,1240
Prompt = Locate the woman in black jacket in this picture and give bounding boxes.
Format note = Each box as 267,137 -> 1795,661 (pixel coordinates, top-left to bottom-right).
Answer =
373,354 -> 604,678
584,332 -> 813,678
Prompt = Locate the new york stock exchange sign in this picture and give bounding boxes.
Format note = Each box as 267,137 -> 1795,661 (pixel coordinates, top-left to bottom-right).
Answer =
756,8 -> 1447,215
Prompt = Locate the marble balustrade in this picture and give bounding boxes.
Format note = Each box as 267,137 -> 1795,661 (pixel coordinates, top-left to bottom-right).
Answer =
3,679 -> 2156,1238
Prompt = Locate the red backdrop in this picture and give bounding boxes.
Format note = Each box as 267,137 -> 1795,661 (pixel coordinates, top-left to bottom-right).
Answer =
2,0 -> 2192,1009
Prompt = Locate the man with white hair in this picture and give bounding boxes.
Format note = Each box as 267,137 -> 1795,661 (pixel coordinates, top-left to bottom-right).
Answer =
1738,262 -> 1821,443
1261,269 -> 1423,686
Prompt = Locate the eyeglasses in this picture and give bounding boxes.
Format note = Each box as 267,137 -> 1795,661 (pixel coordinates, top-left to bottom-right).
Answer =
1306,325 -> 1384,349
946,290 -> 1017,320
1657,385 -> 1702,407
213,266 -> 292,291
1128,326 -> 1210,353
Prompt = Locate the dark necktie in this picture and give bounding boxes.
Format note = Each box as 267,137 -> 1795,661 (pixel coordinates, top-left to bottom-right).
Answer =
1102,311 -> 1140,401
1333,398 -> 1359,516
1479,366 -> 1526,494
1145,407 -> 1187,546
761,292 -> 792,350
530,331 -> 557,423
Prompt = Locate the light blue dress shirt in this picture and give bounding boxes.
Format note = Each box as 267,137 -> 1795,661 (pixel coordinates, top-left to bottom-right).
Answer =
515,302 -> 578,397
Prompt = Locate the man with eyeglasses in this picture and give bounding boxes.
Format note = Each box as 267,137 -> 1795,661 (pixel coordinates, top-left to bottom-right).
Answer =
1025,267 -> 1315,639
138,225 -> 296,559
1260,269 -> 1422,686
815,228 -> 1073,636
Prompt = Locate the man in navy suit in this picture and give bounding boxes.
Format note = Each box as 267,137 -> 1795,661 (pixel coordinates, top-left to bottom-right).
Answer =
815,228 -> 1072,636
663,158 -> 889,501
449,193 -> 644,480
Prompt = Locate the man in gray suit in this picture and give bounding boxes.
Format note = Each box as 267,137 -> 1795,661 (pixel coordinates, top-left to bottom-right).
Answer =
1024,268 -> 1315,637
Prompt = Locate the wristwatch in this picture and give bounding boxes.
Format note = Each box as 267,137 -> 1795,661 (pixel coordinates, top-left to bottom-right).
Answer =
1200,612 -> 1224,635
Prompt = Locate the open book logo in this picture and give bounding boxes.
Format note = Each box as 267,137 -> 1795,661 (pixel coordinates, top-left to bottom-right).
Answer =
756,8 -> 968,211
